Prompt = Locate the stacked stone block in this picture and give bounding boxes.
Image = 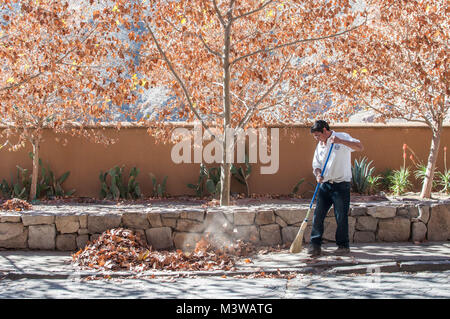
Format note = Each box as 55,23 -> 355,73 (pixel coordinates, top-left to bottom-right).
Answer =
0,200 -> 448,251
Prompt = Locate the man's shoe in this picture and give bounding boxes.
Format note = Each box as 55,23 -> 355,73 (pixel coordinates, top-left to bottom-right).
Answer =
335,247 -> 351,255
307,245 -> 321,257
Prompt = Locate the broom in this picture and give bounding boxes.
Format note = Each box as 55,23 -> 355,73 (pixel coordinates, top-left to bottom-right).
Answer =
289,143 -> 334,254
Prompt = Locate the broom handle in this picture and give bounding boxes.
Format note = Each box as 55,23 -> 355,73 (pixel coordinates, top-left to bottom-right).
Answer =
309,143 -> 334,209
288,143 -> 336,254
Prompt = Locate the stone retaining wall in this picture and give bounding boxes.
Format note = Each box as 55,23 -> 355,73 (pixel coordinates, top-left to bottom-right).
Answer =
0,201 -> 449,251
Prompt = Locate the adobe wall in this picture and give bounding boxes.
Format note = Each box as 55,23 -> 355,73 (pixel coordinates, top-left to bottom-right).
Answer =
0,124 -> 449,197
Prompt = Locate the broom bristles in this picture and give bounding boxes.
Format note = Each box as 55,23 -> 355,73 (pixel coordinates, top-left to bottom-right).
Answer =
289,221 -> 308,253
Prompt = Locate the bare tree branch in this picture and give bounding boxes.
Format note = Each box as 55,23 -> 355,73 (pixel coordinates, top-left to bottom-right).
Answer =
359,95 -> 430,127
231,20 -> 366,67
258,101 -> 284,111
162,17 -> 222,58
231,0 -> 274,22
212,81 -> 250,113
145,22 -> 221,142
238,53 -> 294,129
211,0 -> 226,28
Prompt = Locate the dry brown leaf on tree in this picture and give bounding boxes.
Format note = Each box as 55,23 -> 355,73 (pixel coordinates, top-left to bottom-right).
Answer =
0,0 -> 138,200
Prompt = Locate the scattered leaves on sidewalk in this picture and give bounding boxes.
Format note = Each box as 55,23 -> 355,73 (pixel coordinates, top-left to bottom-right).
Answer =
72,228 -> 257,272
233,271 -> 298,280
305,258 -> 321,264
1,198 -> 32,211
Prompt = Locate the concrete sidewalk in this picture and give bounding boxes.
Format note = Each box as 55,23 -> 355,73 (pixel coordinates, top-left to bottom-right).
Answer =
0,242 -> 449,279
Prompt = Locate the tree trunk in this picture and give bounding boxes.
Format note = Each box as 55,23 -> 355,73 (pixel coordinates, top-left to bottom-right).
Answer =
420,125 -> 442,198
220,162 -> 231,205
30,137 -> 40,201
220,20 -> 232,206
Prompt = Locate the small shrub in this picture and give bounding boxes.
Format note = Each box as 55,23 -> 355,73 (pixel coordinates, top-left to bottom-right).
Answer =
379,168 -> 394,192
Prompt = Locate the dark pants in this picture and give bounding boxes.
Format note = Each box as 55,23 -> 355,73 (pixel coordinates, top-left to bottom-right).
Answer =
310,181 -> 351,248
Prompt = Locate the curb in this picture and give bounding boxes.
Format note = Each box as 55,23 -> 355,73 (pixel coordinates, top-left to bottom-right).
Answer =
326,260 -> 450,275
0,267 -> 323,280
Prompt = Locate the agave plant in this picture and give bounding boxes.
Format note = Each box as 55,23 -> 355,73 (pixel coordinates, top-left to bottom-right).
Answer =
290,178 -> 305,197
413,163 -> 438,191
413,163 -> 427,183
386,144 -> 413,196
437,170 -> 450,194
367,175 -> 382,195
389,167 -> 412,196
351,157 -> 379,195
407,145 -> 437,191
436,146 -> 450,194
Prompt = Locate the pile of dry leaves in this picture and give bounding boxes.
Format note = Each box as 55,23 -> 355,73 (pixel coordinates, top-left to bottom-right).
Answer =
1,198 -> 33,211
72,228 -> 256,272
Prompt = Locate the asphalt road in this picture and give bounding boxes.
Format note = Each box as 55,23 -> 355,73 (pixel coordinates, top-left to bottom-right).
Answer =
1,271 -> 449,299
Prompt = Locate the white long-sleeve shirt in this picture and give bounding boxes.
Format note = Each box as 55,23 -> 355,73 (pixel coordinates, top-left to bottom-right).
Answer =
312,131 -> 360,183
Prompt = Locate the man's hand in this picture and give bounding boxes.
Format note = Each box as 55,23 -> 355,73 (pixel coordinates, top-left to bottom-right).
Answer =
329,136 -> 364,152
314,168 -> 324,183
329,135 -> 343,144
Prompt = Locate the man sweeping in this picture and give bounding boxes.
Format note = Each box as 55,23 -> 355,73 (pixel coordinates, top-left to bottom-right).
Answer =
308,120 -> 364,257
